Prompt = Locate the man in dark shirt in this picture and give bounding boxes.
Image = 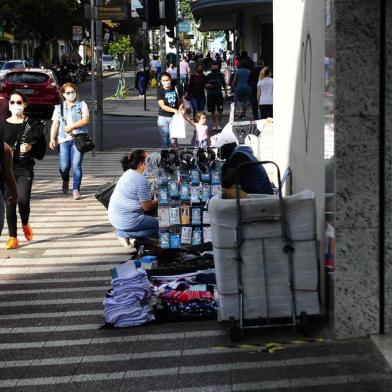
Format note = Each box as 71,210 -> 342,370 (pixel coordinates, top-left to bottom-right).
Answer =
205,62 -> 227,131
214,128 -> 273,195
248,59 -> 264,120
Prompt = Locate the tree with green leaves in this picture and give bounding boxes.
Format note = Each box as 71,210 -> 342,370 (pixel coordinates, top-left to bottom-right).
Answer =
179,0 -> 194,20
0,0 -> 86,65
108,35 -> 134,98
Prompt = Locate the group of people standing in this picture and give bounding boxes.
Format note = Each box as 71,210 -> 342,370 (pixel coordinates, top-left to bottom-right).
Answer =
0,82 -> 90,249
154,50 -> 273,150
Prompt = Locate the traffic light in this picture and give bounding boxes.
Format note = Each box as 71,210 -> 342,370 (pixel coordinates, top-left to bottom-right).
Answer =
165,0 -> 176,27
146,0 -> 161,28
136,0 -> 177,29
166,26 -> 175,39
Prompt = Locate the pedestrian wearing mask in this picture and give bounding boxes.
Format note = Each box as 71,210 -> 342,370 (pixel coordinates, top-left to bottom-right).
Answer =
156,72 -> 183,148
0,92 -> 46,249
187,64 -> 207,119
205,62 -> 227,131
49,83 -> 90,200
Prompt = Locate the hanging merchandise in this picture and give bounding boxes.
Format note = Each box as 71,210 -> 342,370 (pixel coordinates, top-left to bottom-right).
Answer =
169,205 -> 181,225
181,204 -> 191,224
169,177 -> 179,198
201,183 -> 211,202
159,188 -> 169,205
156,148 -> 222,249
180,182 -> 191,201
192,227 -> 202,245
192,207 -> 202,225
181,226 -> 192,244
170,233 -> 181,248
191,185 -> 201,203
191,168 -> 201,185
159,231 -> 170,249
158,207 -> 170,227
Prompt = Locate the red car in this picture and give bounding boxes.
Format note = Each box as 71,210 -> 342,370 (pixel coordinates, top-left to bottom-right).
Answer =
0,68 -> 61,118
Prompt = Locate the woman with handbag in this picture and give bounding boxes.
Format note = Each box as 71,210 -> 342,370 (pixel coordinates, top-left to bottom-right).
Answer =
49,83 -> 90,200
0,92 -> 46,249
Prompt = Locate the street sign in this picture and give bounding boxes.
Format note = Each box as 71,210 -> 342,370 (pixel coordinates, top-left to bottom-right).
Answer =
72,25 -> 83,41
178,21 -> 191,33
97,5 -> 129,21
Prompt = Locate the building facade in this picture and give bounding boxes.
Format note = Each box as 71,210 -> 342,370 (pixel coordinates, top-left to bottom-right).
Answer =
192,0 -> 392,339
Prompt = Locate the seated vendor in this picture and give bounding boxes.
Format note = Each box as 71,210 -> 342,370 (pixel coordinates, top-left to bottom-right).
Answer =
214,128 -> 273,196
108,150 -> 159,247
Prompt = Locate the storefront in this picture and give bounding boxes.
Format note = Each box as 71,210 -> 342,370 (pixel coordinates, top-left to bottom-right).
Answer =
191,0 -> 273,66
0,27 -> 14,60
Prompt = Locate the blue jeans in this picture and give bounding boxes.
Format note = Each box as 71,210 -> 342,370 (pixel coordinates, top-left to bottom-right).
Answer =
59,140 -> 84,191
116,214 -> 159,239
180,74 -> 188,95
190,95 -> 206,117
157,115 -> 175,148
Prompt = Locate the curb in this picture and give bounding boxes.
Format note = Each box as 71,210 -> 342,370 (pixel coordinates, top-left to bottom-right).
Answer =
104,112 -> 157,118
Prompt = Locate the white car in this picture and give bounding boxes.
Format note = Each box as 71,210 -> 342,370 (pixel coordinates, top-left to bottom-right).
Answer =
102,55 -> 117,71
0,60 -> 28,80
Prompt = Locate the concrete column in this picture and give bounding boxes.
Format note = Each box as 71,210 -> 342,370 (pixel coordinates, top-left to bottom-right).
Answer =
334,1 -> 381,338
384,0 -> 392,333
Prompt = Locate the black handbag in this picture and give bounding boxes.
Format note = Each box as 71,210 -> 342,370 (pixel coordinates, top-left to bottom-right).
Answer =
60,103 -> 94,153
73,133 -> 95,153
95,178 -> 118,209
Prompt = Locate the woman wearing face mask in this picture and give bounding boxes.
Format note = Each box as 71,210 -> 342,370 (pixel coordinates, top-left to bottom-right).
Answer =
49,83 -> 90,200
0,92 -> 46,249
186,64 -> 207,120
156,72 -> 183,148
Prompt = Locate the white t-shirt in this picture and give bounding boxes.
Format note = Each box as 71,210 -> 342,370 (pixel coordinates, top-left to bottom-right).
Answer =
168,67 -> 177,80
52,101 -> 89,144
257,77 -> 273,105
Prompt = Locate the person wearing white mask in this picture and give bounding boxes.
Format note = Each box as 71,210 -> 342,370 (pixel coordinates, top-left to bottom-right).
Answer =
156,72 -> 184,148
49,83 -> 90,200
0,92 -> 46,249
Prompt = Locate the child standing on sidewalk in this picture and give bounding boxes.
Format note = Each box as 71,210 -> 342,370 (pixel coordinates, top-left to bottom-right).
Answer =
184,111 -> 209,148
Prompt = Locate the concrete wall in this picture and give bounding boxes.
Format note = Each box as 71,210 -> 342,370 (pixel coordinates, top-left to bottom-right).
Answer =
333,1 -> 382,338
273,1 -> 325,269
385,0 -> 392,335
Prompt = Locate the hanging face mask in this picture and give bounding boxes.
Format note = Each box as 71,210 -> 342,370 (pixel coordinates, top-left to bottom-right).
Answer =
63,92 -> 76,101
9,104 -> 24,116
162,80 -> 171,88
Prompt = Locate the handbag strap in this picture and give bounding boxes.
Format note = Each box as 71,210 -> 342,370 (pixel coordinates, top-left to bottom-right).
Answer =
12,117 -> 28,152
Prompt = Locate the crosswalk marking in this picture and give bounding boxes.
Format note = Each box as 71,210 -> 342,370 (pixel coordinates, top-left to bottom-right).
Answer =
0,330 -> 226,350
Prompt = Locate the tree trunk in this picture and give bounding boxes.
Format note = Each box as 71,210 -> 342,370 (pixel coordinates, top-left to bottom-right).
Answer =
33,42 -> 45,67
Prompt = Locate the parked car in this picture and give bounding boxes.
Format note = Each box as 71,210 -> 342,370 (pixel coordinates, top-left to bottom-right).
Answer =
0,60 -> 29,80
0,68 -> 61,118
102,55 -> 117,71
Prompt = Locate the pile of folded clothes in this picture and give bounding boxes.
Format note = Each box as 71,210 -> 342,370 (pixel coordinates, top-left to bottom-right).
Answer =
103,268 -> 155,327
151,270 -> 218,321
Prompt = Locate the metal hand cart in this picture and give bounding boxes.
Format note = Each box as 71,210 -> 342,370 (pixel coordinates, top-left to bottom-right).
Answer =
209,161 -> 320,341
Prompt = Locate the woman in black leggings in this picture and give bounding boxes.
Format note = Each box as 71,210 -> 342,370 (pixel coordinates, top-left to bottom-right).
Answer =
0,92 -> 45,249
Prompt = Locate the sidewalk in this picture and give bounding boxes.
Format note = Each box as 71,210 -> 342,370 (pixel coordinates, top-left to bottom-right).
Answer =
0,151 -> 391,390
102,77 -> 234,118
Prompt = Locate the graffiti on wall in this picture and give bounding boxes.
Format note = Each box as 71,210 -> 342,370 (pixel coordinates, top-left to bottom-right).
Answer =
301,32 -> 313,153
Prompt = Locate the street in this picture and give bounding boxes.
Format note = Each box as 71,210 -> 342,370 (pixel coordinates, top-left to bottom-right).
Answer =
79,72 -> 162,149
0,86 -> 391,389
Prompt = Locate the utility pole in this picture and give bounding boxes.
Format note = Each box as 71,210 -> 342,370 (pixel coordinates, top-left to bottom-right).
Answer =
160,25 -> 166,72
90,0 -> 96,156
175,0 -> 180,95
95,0 -> 103,151
142,21 -> 147,111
